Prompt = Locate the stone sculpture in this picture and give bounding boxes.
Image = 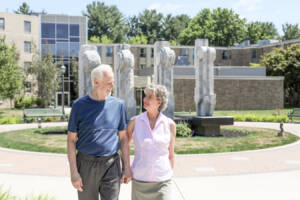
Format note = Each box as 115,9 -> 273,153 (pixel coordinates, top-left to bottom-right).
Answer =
78,45 -> 101,97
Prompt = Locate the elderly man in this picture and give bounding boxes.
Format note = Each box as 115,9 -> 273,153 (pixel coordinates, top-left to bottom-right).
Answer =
67,64 -> 132,200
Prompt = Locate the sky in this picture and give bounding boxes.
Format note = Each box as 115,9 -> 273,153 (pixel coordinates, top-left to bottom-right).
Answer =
2,0 -> 300,35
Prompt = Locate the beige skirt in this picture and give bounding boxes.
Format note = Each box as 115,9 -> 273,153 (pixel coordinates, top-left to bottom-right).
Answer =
132,179 -> 172,200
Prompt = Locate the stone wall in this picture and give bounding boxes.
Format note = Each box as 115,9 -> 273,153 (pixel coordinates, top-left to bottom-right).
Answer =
174,77 -> 284,111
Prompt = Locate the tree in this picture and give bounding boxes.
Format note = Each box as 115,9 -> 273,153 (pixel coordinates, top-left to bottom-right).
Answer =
83,1 -> 128,43
29,49 -> 60,107
127,34 -> 148,44
162,14 -> 190,43
0,37 -> 23,108
14,2 -> 32,15
261,43 -> 300,106
282,23 -> 300,41
127,9 -> 164,44
179,8 -> 246,46
245,21 -> 279,44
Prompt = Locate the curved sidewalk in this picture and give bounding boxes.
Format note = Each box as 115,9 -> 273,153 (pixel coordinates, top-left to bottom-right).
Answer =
1,122 -> 300,177
1,122 -> 300,200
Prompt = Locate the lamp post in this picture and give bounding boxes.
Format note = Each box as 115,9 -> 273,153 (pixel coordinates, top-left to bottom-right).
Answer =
61,65 -> 66,119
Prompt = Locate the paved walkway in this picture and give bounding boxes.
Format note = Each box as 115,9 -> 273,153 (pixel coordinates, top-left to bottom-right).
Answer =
1,122 -> 300,199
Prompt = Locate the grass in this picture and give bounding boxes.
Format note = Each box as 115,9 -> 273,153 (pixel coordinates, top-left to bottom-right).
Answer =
0,185 -> 55,200
0,126 -> 298,154
176,109 -> 300,123
175,126 -> 299,154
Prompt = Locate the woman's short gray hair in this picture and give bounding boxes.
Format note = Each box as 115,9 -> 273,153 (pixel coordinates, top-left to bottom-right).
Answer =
144,84 -> 169,112
91,64 -> 113,87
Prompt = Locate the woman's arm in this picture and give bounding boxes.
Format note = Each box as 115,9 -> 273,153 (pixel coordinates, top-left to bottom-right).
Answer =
126,117 -> 135,143
168,120 -> 176,169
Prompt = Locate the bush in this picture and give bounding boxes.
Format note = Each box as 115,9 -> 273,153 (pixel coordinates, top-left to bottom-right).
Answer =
176,123 -> 192,137
0,116 -> 21,124
15,96 -> 39,108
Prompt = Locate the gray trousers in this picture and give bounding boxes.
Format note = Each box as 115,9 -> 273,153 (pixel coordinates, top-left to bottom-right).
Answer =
76,152 -> 121,200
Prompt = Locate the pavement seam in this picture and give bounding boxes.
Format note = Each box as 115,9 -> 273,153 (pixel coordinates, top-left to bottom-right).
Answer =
173,179 -> 186,200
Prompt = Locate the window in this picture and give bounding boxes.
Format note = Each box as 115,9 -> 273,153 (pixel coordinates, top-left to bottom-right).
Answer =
56,42 -> 69,58
70,43 -> 80,57
70,24 -> 79,36
24,41 -> 31,53
222,50 -> 231,60
0,18 -> 4,30
140,48 -> 146,57
24,21 -> 31,33
56,24 -> 68,39
24,82 -> 31,93
182,49 -> 188,56
140,65 -> 145,69
106,47 -> 112,57
41,23 -> 55,38
151,48 -> 154,58
97,46 -> 101,56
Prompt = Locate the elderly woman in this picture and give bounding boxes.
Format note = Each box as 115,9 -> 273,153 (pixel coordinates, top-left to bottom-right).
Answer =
127,84 -> 176,200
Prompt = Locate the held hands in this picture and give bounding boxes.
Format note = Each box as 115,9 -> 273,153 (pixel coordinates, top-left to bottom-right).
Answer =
71,172 -> 83,192
121,167 -> 132,184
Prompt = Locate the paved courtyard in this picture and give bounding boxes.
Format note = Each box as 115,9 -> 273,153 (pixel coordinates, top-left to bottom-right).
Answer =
1,122 -> 300,199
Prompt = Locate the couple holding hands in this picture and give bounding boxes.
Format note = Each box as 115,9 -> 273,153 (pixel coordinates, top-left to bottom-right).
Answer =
67,64 -> 176,200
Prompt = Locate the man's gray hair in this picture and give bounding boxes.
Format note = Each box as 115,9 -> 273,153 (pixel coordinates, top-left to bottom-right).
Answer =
144,84 -> 169,112
91,64 -> 113,87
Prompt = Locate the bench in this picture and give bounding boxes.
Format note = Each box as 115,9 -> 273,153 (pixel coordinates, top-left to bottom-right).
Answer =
24,108 -> 64,123
288,108 -> 300,122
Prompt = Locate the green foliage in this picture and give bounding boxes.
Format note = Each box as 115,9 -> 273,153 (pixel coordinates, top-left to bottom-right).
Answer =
162,14 -> 190,44
176,123 -> 192,137
0,37 -> 23,107
14,96 -> 39,108
249,62 -> 262,67
128,9 -> 164,44
261,43 -> 300,106
70,57 -> 79,100
127,35 -> 148,44
99,35 -> 113,43
14,2 -> 32,15
0,185 -> 56,200
28,47 -> 60,108
245,21 -> 279,44
88,36 -> 100,43
179,8 -> 246,46
282,23 -> 300,41
83,1 -> 127,43
0,117 -> 21,124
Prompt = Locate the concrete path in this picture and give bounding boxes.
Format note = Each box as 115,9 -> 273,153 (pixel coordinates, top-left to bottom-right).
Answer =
1,122 -> 300,199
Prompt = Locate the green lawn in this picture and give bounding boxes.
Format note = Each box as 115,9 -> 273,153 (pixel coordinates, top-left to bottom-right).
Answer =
0,126 -> 298,154
176,109 -> 299,123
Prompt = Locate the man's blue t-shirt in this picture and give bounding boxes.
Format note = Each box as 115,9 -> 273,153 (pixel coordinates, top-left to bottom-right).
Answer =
68,95 -> 127,156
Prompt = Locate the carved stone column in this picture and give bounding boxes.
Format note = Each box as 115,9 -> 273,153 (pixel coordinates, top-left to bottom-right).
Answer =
194,39 -> 216,116
78,45 -> 101,97
154,41 -> 175,118
114,44 -> 136,120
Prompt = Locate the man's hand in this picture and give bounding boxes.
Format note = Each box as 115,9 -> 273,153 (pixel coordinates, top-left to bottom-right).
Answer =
71,172 -> 83,192
121,167 -> 132,184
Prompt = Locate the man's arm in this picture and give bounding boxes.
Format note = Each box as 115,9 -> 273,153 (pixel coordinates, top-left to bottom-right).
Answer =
119,130 -> 132,184
168,120 -> 176,169
67,131 -> 83,192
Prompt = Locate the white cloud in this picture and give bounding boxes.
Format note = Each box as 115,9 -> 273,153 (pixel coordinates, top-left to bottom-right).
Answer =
233,0 -> 263,12
147,2 -> 190,15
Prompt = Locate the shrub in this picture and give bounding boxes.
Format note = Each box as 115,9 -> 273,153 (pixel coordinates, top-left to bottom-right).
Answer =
0,116 -> 21,124
14,96 -> 38,108
176,123 -> 192,137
